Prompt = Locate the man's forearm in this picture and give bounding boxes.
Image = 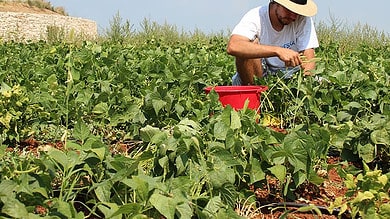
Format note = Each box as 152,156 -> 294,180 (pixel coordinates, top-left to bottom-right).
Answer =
300,48 -> 316,75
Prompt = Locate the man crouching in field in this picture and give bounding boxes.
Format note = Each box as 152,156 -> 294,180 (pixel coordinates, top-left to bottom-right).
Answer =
227,0 -> 319,85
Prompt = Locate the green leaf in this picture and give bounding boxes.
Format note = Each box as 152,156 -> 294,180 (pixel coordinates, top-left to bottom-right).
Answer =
358,143 -> 375,163
56,200 -> 78,219
110,203 -> 142,218
378,175 -> 388,186
209,167 -> 235,189
149,193 -> 177,219
329,124 -> 350,149
293,171 -> 307,187
65,141 -> 82,150
379,203 -> 390,218
67,150 -> 84,167
92,102 -> 109,115
0,82 -> 11,92
0,180 -> 17,197
97,202 -> 121,219
0,144 -> 6,159
47,147 -> 70,170
268,164 -> 287,182
94,182 -> 113,203
363,88 -> 377,100
176,202 -> 193,219
211,149 -> 241,167
330,71 -> 347,82
91,147 -> 106,161
230,110 -> 241,130
352,191 -> 375,203
71,69 -> 80,81
0,111 -> 11,129
140,125 -> 161,142
177,118 -> 201,136
73,121 -> 91,142
308,170 -> 324,185
279,131 -> 311,173
158,156 -> 169,175
174,103 -> 185,116
152,99 -> 167,115
46,74 -> 58,90
122,174 -> 162,202
92,44 -> 102,54
202,196 -> 224,217
215,208 -> 244,219
344,101 -> 362,110
311,106 -> 326,119
75,88 -> 93,105
175,155 -> 187,175
0,196 -> 29,218
371,129 -> 390,146
248,157 -> 266,184
221,106 -> 232,125
219,183 -> 238,207
214,121 -> 228,140
336,111 -> 352,122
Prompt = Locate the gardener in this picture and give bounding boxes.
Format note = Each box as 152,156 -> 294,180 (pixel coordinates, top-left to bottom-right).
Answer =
227,0 -> 319,85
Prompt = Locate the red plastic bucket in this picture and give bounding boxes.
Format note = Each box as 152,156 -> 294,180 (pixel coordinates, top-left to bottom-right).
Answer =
204,85 -> 268,112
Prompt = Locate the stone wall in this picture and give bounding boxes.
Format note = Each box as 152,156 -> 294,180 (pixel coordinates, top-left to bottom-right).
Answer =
0,12 -> 97,42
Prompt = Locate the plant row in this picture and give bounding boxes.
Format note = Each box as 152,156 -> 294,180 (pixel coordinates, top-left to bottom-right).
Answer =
0,36 -> 389,218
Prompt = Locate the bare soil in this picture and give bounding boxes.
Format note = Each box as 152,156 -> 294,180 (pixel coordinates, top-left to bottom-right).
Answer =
0,2 -> 63,15
248,157 -> 350,219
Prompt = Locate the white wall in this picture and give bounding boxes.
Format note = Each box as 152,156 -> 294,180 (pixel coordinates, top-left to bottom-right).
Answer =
0,12 -> 97,42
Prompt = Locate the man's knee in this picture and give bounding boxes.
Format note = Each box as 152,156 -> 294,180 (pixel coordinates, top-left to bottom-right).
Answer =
236,58 -> 263,79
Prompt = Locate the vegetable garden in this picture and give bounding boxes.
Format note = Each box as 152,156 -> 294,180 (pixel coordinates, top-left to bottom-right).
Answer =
0,20 -> 390,218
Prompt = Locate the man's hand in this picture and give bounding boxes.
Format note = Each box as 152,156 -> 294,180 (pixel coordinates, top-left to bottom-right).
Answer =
300,48 -> 316,76
276,47 -> 302,67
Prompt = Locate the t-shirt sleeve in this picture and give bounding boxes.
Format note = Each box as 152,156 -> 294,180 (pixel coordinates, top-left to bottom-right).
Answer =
296,17 -> 319,51
231,7 -> 261,41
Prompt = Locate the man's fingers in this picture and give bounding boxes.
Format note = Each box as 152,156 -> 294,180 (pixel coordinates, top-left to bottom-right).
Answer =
285,58 -> 300,67
291,57 -> 302,67
280,49 -> 303,67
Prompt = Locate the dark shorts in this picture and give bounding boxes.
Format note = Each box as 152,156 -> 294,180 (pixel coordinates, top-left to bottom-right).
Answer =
232,62 -> 301,85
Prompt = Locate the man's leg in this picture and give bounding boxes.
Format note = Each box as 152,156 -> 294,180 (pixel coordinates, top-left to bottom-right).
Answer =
235,57 -> 263,85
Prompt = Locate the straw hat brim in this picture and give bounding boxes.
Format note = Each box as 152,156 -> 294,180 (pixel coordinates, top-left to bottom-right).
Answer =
274,0 -> 317,17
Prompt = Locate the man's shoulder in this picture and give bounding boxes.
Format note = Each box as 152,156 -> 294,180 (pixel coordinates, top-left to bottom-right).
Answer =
248,5 -> 266,14
242,5 -> 268,20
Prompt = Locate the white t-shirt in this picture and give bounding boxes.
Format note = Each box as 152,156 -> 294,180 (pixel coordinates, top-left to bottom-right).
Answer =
232,5 -> 319,72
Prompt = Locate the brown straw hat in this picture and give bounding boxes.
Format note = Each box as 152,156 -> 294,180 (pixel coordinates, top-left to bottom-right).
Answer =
274,0 -> 317,17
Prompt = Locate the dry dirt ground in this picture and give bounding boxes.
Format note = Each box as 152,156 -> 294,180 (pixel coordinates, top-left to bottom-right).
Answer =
248,157 -> 349,219
0,2 -> 63,15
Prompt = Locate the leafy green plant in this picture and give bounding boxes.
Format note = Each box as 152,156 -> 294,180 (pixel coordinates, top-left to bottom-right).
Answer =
0,83 -> 32,143
329,162 -> 390,218
0,18 -> 389,218
0,150 -> 54,218
103,11 -> 133,43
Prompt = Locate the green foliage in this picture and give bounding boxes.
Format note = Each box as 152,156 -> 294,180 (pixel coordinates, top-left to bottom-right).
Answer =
102,11 -> 134,43
27,0 -> 53,10
0,83 -> 30,143
329,162 -> 390,218
316,16 -> 389,53
0,19 -> 389,218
